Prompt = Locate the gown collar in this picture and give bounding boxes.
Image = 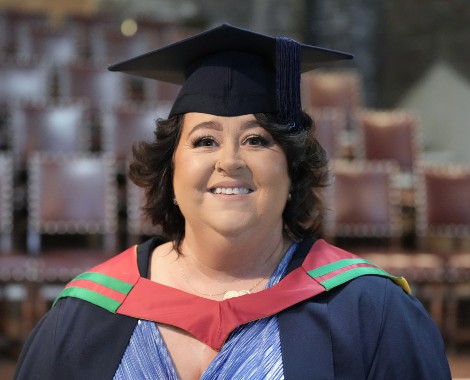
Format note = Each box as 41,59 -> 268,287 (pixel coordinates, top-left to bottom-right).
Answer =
56,237 -> 409,350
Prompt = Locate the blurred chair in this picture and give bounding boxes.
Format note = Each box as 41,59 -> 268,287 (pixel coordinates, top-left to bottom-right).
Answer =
89,29 -> 150,103
356,109 -> 421,173
100,103 -> 161,166
415,164 -> 470,251
58,61 -> 127,108
10,99 -> 91,166
323,159 -> 446,329
0,9 -> 47,55
25,152 -> 119,321
0,153 -> 38,347
415,163 -> 470,348
308,107 -> 349,159
7,99 -> 92,235
302,69 -> 362,129
323,159 -> 402,247
356,108 -> 422,243
0,153 -> 13,253
0,57 -> 53,104
127,179 -> 163,246
26,152 -> 118,257
100,103 -> 161,222
0,254 -> 40,351
64,13 -> 120,59
15,24 -> 82,66
0,58 -> 53,150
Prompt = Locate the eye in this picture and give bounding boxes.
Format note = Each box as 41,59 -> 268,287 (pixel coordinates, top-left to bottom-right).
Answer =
244,135 -> 269,146
192,136 -> 217,147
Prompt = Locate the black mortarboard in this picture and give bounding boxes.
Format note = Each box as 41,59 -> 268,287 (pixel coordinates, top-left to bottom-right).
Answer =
109,23 -> 352,132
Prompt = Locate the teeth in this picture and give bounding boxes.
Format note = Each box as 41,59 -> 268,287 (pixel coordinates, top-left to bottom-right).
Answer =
213,187 -> 251,195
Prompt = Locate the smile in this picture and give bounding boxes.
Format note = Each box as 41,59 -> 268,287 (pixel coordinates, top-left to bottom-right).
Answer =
211,187 -> 253,195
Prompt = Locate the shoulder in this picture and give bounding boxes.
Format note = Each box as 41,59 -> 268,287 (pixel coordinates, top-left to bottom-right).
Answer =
279,239 -> 450,378
15,296 -> 138,379
71,236 -> 163,279
325,274 -> 411,327
329,272 -> 404,302
15,238 -> 165,379
325,274 -> 451,379
300,239 -> 442,349
300,239 -> 410,294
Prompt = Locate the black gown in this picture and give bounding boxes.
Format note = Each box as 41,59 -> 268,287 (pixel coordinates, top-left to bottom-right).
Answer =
15,237 -> 451,379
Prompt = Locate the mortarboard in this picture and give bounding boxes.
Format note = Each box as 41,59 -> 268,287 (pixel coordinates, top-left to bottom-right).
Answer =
108,23 -> 352,131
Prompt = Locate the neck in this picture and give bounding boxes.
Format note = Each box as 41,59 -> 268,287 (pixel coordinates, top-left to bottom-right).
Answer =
180,223 -> 289,283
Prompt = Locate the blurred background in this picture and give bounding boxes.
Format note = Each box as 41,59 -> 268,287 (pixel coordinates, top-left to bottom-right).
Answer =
0,0 -> 469,378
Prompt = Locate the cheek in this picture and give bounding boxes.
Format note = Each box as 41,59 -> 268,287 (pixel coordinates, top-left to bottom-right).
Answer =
173,149 -> 192,195
253,156 -> 290,193
173,151 -> 212,192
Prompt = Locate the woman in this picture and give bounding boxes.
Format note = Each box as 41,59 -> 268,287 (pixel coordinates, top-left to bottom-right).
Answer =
15,24 -> 450,379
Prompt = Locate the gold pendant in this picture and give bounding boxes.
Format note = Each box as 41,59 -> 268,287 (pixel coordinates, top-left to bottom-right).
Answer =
223,290 -> 251,300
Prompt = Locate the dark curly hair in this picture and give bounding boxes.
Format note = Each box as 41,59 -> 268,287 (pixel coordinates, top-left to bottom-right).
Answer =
128,111 -> 329,253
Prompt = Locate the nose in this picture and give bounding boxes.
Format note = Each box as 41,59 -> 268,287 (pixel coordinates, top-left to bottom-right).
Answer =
215,143 -> 246,174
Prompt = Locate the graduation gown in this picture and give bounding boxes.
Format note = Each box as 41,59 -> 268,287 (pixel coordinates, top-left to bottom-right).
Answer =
14,237 -> 451,379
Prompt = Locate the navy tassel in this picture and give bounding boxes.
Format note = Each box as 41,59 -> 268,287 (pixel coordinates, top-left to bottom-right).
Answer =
275,37 -> 302,133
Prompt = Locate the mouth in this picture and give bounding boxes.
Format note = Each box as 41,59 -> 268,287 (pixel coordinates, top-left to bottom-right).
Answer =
210,187 -> 254,195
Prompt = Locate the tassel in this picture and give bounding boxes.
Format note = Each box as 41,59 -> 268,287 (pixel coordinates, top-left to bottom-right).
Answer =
275,37 -> 302,133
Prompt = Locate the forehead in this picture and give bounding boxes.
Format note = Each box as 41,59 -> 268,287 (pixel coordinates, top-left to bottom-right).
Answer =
182,113 -> 259,132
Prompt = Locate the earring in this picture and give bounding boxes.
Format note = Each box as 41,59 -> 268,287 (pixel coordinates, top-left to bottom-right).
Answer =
287,193 -> 292,201
173,198 -> 178,206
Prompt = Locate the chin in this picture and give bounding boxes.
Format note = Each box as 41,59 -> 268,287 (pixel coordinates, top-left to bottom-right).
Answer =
212,223 -> 253,237
208,216 -> 257,237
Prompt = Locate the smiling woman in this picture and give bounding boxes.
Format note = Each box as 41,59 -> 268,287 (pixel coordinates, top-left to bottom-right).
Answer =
14,24 -> 451,380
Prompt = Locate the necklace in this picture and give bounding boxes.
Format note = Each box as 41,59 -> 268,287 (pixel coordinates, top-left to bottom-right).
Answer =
178,260 -> 266,300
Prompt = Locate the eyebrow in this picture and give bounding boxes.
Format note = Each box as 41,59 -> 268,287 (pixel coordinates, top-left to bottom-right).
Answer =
187,119 -> 261,137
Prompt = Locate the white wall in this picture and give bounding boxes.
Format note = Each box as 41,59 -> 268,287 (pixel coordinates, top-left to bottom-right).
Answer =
399,61 -> 470,164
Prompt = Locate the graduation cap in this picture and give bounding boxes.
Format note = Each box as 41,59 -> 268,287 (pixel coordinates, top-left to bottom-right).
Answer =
109,23 -> 352,132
